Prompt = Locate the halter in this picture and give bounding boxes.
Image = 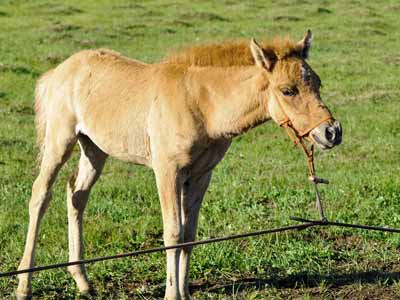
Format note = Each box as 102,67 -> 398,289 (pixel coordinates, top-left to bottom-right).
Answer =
274,94 -> 332,221
272,91 -> 332,177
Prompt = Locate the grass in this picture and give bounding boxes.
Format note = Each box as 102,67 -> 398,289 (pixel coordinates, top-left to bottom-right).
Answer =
0,0 -> 400,299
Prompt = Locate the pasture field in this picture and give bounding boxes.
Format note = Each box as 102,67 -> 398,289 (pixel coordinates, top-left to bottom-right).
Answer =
0,0 -> 399,299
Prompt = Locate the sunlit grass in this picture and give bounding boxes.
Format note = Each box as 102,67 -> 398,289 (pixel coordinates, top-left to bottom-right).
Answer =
0,0 -> 399,299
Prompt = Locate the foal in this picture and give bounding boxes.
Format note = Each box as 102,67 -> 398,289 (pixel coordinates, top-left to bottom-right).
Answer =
17,31 -> 342,300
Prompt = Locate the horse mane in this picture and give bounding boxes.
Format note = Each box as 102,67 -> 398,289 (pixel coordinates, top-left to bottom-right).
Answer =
165,38 -> 302,67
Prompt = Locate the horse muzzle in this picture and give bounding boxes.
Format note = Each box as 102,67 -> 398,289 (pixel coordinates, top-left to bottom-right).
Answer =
309,119 -> 342,150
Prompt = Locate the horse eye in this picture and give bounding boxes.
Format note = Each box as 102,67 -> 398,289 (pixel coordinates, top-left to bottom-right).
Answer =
281,88 -> 297,97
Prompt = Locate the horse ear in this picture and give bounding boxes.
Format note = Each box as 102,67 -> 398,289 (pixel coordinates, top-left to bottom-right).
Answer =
250,39 -> 273,71
297,30 -> 313,59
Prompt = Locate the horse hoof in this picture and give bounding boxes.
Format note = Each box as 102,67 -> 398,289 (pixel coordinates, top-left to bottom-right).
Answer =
77,288 -> 96,299
16,293 -> 32,300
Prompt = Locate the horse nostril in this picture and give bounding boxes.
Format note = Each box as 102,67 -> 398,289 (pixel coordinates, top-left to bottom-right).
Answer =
325,127 -> 335,142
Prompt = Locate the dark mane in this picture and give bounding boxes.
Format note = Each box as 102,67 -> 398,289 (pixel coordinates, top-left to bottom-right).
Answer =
165,38 -> 302,67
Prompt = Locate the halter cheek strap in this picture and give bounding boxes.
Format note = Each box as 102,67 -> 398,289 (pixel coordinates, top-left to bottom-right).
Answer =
274,92 -> 332,138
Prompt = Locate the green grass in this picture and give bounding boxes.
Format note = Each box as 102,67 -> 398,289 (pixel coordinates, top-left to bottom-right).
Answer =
1,0 -> 400,299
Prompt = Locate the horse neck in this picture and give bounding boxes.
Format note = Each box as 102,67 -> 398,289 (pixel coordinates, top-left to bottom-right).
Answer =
191,66 -> 272,139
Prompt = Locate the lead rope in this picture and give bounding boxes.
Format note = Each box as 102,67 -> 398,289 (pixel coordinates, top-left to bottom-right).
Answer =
282,122 -> 329,222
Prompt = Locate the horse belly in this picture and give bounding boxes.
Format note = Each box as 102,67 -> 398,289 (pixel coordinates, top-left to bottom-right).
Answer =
78,121 -> 151,166
76,97 -> 152,167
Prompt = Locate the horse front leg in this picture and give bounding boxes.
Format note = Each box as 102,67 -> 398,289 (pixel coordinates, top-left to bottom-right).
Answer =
179,171 -> 213,300
153,161 -> 184,300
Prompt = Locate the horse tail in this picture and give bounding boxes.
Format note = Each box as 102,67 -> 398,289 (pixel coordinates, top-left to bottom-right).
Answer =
34,69 -> 54,163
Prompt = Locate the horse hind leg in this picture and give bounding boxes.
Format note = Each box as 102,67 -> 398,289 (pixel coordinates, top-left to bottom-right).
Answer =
17,121 -> 77,300
66,134 -> 107,295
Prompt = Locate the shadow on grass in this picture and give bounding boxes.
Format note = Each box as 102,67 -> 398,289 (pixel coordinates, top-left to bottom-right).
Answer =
8,269 -> 399,300
183,270 -> 400,295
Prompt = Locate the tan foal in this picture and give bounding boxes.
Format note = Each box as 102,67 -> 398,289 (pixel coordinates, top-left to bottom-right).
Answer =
16,31 -> 341,300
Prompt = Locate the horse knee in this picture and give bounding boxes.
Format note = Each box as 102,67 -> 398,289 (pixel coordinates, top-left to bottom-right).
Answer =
164,227 -> 184,246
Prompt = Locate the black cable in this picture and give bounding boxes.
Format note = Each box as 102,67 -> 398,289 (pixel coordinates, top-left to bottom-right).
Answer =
290,217 -> 400,233
0,222 -> 315,278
